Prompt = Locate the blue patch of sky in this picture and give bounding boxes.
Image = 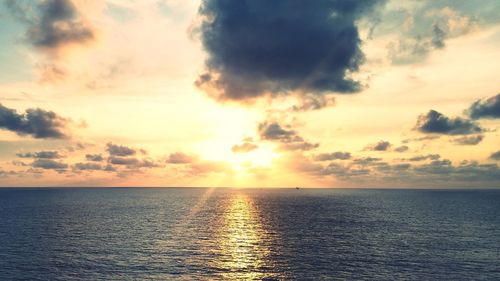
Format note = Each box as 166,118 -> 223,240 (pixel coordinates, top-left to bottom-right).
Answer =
0,9 -> 34,83
106,3 -> 136,23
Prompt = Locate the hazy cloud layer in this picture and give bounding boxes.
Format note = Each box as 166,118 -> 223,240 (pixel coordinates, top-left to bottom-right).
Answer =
196,0 -> 384,101
166,152 -> 198,164
290,95 -> 336,112
490,151 -> 500,161
314,152 -> 351,161
0,103 -> 70,139
387,7 -> 476,64
85,154 -> 104,162
407,154 -> 441,162
394,145 -> 409,152
258,121 -> 319,151
232,142 -> 258,153
453,135 -> 484,145
106,143 -> 136,156
258,122 -> 297,142
291,153 -> 500,186
468,94 -> 500,119
365,140 -> 391,151
73,162 -> 102,171
17,150 -> 64,159
415,110 -> 482,135
32,159 -> 68,170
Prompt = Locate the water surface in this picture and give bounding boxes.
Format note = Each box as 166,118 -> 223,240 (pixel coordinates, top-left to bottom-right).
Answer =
0,188 -> 499,280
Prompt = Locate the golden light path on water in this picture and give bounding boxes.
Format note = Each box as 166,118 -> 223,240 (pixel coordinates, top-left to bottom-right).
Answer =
211,193 -> 274,280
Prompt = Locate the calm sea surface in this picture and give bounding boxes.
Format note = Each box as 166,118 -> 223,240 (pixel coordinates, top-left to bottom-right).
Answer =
0,188 -> 499,280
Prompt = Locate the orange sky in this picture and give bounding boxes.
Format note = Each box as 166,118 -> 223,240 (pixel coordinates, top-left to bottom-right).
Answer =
0,0 -> 499,187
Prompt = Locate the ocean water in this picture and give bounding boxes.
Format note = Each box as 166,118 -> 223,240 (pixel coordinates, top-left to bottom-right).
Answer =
0,188 -> 499,280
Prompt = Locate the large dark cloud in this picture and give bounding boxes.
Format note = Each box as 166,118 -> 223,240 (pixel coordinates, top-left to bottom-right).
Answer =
468,94 -> 500,119
196,0 -> 384,101
0,103 -> 70,139
7,0 -> 95,51
415,110 -> 482,135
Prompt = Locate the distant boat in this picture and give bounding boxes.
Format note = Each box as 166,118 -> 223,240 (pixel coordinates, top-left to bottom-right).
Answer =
295,187 -> 300,190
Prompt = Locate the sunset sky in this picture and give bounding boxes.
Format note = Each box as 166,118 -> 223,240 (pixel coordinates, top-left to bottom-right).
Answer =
0,0 -> 499,187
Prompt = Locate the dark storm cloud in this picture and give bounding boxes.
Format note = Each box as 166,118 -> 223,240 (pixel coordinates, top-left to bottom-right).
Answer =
7,0 -> 95,51
106,143 -> 136,156
453,135 -> 484,146
85,154 -> 104,162
232,142 -> 258,153
0,103 -> 70,139
32,159 -> 68,170
415,110 -> 483,135
16,150 -> 63,159
490,151 -> 500,161
365,140 -> 391,151
196,0 -> 384,101
314,152 -> 351,161
166,152 -> 198,164
468,94 -> 500,119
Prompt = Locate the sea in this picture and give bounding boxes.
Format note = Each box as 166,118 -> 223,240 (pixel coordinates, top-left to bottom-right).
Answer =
0,188 -> 499,280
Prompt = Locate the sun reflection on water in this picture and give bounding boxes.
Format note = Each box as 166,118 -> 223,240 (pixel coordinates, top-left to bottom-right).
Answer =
211,193 -> 276,280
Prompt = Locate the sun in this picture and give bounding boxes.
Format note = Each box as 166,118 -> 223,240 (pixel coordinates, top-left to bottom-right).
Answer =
230,144 -> 278,170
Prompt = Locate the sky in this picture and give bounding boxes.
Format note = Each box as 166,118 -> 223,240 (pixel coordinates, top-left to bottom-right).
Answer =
0,0 -> 499,188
